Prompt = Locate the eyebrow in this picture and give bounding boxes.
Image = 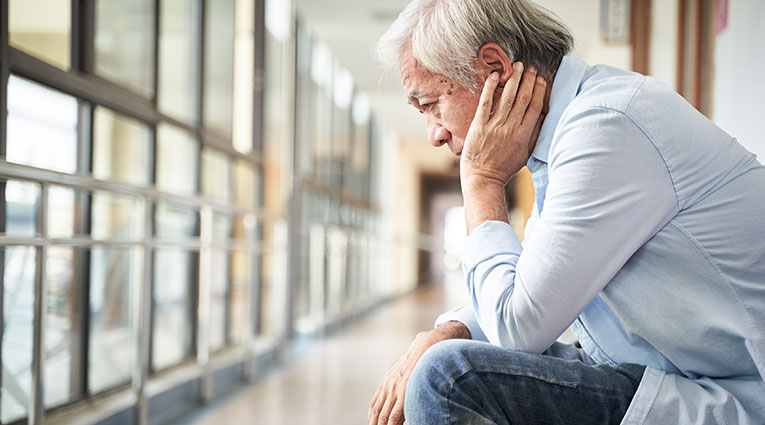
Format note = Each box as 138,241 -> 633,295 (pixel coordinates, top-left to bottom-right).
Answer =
406,91 -> 420,105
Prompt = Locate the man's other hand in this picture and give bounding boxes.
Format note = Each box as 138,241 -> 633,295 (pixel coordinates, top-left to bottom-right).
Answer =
367,321 -> 471,425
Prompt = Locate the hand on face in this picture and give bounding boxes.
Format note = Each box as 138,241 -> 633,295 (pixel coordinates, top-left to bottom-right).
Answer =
460,62 -> 546,187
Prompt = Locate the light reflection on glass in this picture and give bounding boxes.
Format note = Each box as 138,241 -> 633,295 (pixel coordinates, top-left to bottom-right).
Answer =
89,247 -> 137,393
1,246 -> 36,423
2,180 -> 39,237
153,248 -> 195,370
45,246 -> 82,408
6,76 -> 78,174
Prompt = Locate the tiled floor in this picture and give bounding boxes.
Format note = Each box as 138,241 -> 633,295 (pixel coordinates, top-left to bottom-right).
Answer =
175,280 -> 469,425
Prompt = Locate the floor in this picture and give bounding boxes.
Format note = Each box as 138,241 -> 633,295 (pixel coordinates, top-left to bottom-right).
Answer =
173,279 -> 469,425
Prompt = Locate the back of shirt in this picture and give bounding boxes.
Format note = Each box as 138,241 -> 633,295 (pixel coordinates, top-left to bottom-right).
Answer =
568,64 -> 765,423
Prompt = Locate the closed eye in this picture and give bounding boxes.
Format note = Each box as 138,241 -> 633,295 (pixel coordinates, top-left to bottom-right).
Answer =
419,102 -> 436,114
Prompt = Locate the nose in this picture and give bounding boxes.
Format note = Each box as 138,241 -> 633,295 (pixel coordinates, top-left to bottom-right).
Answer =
426,115 -> 450,148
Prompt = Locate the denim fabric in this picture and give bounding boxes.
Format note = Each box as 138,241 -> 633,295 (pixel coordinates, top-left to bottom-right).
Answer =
404,340 -> 645,425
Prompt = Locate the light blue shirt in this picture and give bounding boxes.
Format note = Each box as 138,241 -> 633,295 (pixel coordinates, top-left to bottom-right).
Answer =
436,55 -> 765,424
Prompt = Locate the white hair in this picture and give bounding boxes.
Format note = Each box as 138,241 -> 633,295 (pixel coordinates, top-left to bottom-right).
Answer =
376,0 -> 573,91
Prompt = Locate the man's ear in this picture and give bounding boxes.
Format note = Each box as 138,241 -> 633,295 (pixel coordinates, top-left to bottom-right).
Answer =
476,43 -> 512,84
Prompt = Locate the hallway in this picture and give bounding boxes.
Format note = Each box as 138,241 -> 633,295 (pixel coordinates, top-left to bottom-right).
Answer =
174,283 -> 466,425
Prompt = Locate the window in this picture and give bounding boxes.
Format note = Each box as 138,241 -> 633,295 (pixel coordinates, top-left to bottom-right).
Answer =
158,0 -> 200,123
156,124 -> 199,196
95,0 -> 155,97
92,108 -> 152,187
45,247 -> 84,408
8,0 -> 71,69
6,76 -> 78,174
1,246 -> 36,423
89,247 -> 139,393
153,249 -> 196,370
203,0 -> 235,138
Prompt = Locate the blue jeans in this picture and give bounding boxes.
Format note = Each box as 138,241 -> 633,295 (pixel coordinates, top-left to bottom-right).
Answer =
404,339 -> 645,424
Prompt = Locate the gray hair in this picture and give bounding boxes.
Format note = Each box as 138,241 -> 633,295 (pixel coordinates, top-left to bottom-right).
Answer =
376,0 -> 573,91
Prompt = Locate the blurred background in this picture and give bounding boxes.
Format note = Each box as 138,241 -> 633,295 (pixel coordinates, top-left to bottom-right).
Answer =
0,0 -> 763,424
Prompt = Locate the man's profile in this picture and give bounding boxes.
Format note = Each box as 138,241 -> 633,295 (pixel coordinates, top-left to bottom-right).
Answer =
367,0 -> 765,424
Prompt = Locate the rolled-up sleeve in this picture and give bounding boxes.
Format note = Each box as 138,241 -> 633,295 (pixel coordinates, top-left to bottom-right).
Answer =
459,106 -> 679,352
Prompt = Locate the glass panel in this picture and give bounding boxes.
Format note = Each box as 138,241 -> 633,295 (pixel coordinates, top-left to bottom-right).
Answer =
310,41 -> 333,184
153,249 -> 195,370
6,76 -> 78,174
210,248 -> 229,351
155,203 -> 197,239
91,192 -> 143,240
332,66 -> 353,189
48,186 -> 89,239
210,214 -> 231,350
45,246 -> 83,408
2,180 -> 39,237
89,247 -> 138,393
1,246 -> 36,423
203,0 -> 235,138
156,124 -> 199,196
351,92 -> 372,198
229,250 -> 249,344
233,161 -> 257,209
9,0 -> 71,69
93,107 -> 152,186
201,149 -> 231,202
232,0 -> 255,154
258,249 -> 272,337
95,0 -> 155,97
158,0 -> 199,123
295,25 -> 314,177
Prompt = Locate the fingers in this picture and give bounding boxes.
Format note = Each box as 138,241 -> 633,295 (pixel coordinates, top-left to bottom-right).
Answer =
493,61 -> 524,122
377,396 -> 395,425
520,75 -> 547,132
389,399 -> 405,425
473,72 -> 500,124
368,385 -> 383,424
504,64 -> 539,127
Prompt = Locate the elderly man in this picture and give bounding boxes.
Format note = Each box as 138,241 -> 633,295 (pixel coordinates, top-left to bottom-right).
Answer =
367,0 -> 765,424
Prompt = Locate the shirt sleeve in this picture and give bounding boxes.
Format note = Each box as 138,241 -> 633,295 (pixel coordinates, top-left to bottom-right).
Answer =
464,106 -> 679,352
434,304 -> 489,342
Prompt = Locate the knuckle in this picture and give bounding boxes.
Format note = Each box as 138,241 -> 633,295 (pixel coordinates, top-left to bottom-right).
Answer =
519,93 -> 530,104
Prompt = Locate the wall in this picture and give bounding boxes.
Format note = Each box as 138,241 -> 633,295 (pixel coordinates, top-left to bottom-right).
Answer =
713,1 -> 765,162
537,0 -> 631,69
649,0 -> 679,89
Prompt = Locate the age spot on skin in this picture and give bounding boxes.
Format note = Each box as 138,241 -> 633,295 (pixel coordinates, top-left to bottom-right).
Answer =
447,89 -> 453,95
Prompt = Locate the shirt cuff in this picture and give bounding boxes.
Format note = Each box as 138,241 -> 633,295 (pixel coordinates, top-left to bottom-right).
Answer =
461,220 -> 523,270
434,305 -> 488,342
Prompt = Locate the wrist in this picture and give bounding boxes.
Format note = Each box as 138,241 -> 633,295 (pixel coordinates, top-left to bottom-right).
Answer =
433,321 -> 472,340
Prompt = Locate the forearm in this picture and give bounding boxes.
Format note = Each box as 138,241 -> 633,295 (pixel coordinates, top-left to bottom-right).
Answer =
461,175 -> 509,234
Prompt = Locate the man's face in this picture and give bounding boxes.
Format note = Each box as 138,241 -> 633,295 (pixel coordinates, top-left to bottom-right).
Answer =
400,49 -> 481,156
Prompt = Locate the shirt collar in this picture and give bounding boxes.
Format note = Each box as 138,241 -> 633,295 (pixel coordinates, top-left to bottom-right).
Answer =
526,55 -> 588,169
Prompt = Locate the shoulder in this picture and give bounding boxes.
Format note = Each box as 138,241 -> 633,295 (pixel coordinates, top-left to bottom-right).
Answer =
549,67 -> 681,165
